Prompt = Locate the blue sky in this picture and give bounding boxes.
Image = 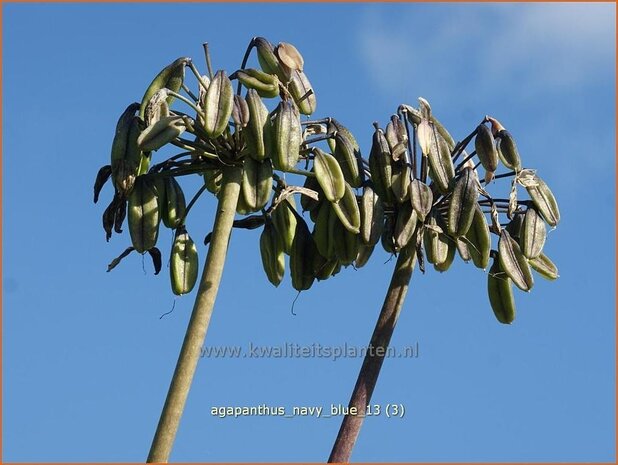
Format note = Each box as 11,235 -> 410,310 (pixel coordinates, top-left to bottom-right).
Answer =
3,2 -> 615,462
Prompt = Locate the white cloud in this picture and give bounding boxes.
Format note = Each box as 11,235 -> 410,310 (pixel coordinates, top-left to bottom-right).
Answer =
357,3 -> 615,100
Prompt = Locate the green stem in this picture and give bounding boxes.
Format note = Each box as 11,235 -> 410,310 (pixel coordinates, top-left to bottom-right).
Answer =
147,166 -> 243,463
328,238 -> 418,463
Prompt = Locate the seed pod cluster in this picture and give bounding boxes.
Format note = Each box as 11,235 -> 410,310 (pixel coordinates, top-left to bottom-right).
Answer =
97,40 -> 559,321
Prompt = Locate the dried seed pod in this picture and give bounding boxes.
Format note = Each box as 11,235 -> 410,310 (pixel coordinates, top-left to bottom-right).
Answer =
391,159 -> 411,204
409,179 -> 433,221
244,89 -> 272,162
94,165 -> 112,204
394,202 -> 418,250
520,207 -> 546,259
271,196 -> 297,254
464,203 -> 490,269
314,148 -> 345,203
170,227 -> 199,296
290,217 -> 316,291
360,185 -> 384,246
139,57 -> 190,118
329,119 -> 362,188
427,130 -> 455,193
498,230 -> 534,292
368,126 -> 393,203
488,257 -> 516,324
160,176 -> 187,229
525,175 -> 560,227
496,130 -> 522,171
331,183 -> 361,234
423,211 -> 449,265
232,94 -> 250,128
475,123 -> 499,182
110,104 -> 141,196
385,116 -> 408,162
241,157 -> 273,213
528,252 -> 559,280
137,116 -> 187,152
203,70 -> 234,138
232,68 -> 280,99
272,100 -> 301,171
260,223 -> 285,287
276,42 -> 304,71
447,167 -> 479,237
288,70 -> 316,116
416,119 -> 433,156
300,175 -> 322,213
144,89 -> 171,126
128,176 -> 160,253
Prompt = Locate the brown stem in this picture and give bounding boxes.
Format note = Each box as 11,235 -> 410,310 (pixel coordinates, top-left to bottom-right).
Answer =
328,239 -> 418,463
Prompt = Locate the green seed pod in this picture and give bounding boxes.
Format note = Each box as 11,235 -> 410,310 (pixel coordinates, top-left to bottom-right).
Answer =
272,100 -> 301,171
394,202 -> 418,250
427,131 -> 455,193
203,70 -> 234,138
520,207 -> 546,259
203,169 -> 223,196
313,254 -> 340,281
331,183 -> 361,234
528,252 -> 559,280
330,119 -> 363,188
368,126 -> 393,203
160,176 -> 187,229
271,196 -> 297,254
288,70 -> 316,116
496,130 -> 522,171
241,157 -> 273,213
488,257 -> 516,324
498,230 -> 534,292
354,244 -> 375,269
456,237 -> 471,262
475,123 -> 499,179
360,185 -> 384,246
255,37 -> 287,82
314,148 -> 346,203
290,217 -> 316,291
506,211 -> 525,240
260,223 -> 285,287
525,175 -> 560,227
448,167 -> 479,237
244,89 -> 272,162
434,238 -> 456,273
464,203 -> 491,269
128,176 -> 160,253
381,214 -> 396,254
137,116 -> 187,152
424,211 -> 449,265
233,68 -> 280,99
139,57 -> 190,118
409,179 -> 433,221
330,212 -> 359,266
300,175 -> 322,213
170,228 -> 199,296
312,201 -> 334,259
